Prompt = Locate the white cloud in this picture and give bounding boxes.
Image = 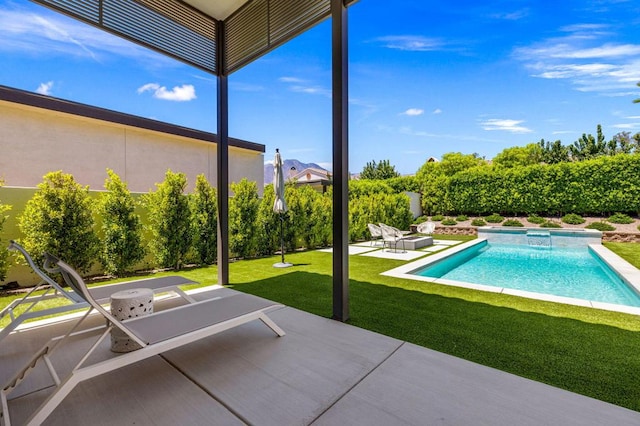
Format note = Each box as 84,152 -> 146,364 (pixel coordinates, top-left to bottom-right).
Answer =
0,5 -> 174,66
612,123 -> 640,129
513,24 -> 640,95
480,119 -> 533,134
432,108 -> 442,114
402,108 -> 424,116
36,81 -> 53,95
489,9 -> 530,21
279,76 -> 331,98
375,35 -> 446,52
137,83 -> 196,102
279,76 -> 306,83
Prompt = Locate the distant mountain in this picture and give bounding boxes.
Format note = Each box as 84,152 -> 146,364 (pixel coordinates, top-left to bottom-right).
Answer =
264,159 -> 327,185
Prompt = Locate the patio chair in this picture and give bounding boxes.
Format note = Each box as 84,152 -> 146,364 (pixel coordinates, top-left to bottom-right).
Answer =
0,253 -> 285,426
367,223 -> 383,246
0,241 -> 197,344
379,223 -> 406,253
416,220 -> 436,235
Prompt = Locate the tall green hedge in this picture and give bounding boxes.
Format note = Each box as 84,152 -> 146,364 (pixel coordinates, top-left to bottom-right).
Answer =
447,154 -> 640,215
0,180 -> 11,281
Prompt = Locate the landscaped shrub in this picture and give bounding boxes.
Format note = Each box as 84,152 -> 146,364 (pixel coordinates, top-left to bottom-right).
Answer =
413,215 -> 429,224
471,218 -> 486,226
229,178 -> 260,258
527,214 -> 546,224
144,170 -> 192,269
561,213 -> 585,225
432,214 -> 445,221
19,171 -> 99,272
0,180 -> 11,281
485,213 -> 504,223
503,219 -> 524,227
190,174 -> 217,265
540,220 -> 562,228
455,214 -> 468,221
586,221 -> 616,231
98,169 -> 145,276
608,213 -> 634,224
255,184 -> 280,256
349,191 -> 412,241
441,218 -> 457,226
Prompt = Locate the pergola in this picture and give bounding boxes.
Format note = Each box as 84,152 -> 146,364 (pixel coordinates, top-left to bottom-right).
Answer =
30,0 -> 357,321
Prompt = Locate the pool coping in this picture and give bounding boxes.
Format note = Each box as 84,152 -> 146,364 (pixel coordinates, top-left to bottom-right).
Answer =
381,238 -> 640,316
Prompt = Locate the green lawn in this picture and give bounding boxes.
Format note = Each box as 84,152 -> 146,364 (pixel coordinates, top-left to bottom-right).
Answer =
3,237 -> 640,412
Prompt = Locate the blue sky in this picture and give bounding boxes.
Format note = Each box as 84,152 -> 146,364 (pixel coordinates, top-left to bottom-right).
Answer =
1,0 -> 639,175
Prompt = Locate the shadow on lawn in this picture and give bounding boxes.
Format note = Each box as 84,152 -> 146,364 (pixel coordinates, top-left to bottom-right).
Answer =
233,270 -> 640,412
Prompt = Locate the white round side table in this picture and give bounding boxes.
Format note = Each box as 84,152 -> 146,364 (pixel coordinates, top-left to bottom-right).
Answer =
110,288 -> 153,353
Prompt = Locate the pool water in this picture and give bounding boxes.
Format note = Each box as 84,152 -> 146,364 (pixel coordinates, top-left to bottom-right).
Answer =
414,242 -> 640,307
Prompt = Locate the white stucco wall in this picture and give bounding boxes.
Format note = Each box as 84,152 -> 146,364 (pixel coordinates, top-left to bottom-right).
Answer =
0,100 -> 264,193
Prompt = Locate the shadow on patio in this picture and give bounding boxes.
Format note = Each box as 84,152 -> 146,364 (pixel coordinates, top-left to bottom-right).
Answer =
1,285 -> 639,425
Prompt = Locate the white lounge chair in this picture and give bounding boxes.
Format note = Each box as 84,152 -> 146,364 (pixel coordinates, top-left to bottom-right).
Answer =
416,220 -> 436,235
1,253 -> 285,426
379,223 -> 406,253
367,223 -> 383,246
0,241 -> 197,344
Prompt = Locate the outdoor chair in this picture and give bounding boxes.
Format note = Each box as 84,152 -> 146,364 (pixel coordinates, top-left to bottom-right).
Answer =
379,223 -> 406,253
416,220 -> 436,235
367,223 -> 383,246
0,241 -> 197,344
0,253 -> 285,426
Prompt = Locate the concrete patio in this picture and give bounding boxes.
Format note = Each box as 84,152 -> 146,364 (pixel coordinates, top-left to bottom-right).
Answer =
1,286 -> 638,425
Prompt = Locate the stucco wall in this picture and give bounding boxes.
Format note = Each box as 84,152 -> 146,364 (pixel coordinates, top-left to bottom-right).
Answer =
0,100 -> 264,193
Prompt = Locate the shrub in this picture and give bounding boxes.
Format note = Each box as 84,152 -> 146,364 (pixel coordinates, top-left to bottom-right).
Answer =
471,218 -> 486,226
144,170 -> 192,269
349,191 -> 412,241
503,219 -> 524,227
485,213 -> 504,223
540,220 -> 562,228
527,214 -> 546,224
432,214 -> 445,221
608,213 -> 634,224
455,214 -> 468,221
413,215 -> 429,224
98,169 -> 145,276
19,171 -> 99,273
190,174 -> 217,265
0,180 -> 11,281
561,213 -> 585,225
441,218 -> 457,226
586,221 -> 616,231
229,178 -> 260,258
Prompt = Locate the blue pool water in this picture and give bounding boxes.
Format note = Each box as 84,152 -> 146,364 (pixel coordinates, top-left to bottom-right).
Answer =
413,242 -> 640,307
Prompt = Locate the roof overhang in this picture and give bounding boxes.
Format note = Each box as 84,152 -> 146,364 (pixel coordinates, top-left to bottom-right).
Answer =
31,0 -> 358,75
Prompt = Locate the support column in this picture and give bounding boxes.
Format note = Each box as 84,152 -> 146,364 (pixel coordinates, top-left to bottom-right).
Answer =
331,0 -> 349,321
217,22 -> 230,286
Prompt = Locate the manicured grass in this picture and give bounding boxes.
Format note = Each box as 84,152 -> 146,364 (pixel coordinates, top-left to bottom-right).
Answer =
604,242 -> 640,269
3,237 -> 640,412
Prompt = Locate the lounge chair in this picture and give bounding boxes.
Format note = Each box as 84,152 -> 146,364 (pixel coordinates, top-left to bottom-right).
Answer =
0,241 -> 197,344
416,220 -> 436,235
367,223 -> 383,246
1,253 -> 285,425
379,223 -> 406,253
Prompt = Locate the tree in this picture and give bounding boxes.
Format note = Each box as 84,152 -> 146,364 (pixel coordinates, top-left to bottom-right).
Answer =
98,169 -> 145,276
190,174 -> 217,265
570,125 -> 607,161
360,159 -> 400,180
19,171 -> 99,272
493,143 -> 543,168
0,180 -> 11,281
634,82 -> 640,104
144,170 -> 192,270
538,139 -> 570,164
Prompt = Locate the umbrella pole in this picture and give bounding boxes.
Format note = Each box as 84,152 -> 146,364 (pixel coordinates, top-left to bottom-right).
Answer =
280,214 -> 285,264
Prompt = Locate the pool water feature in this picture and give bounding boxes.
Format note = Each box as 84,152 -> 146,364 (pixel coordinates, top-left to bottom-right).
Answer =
414,241 -> 640,307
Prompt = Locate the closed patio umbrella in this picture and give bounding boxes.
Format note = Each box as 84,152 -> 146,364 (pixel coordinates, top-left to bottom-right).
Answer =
273,148 -> 292,268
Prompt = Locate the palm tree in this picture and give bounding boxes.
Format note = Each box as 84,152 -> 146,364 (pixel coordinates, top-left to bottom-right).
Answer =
635,82 -> 640,104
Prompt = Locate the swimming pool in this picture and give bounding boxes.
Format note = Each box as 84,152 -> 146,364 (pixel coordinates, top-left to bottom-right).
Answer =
413,241 -> 640,307
382,231 -> 640,314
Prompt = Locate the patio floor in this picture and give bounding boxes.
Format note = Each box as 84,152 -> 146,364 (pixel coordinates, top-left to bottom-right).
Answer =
1,287 -> 639,425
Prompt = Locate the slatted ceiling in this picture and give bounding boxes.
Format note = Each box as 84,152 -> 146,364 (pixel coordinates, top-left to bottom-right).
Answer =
32,0 -> 217,74
225,0 -> 269,72
269,0 -> 329,47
